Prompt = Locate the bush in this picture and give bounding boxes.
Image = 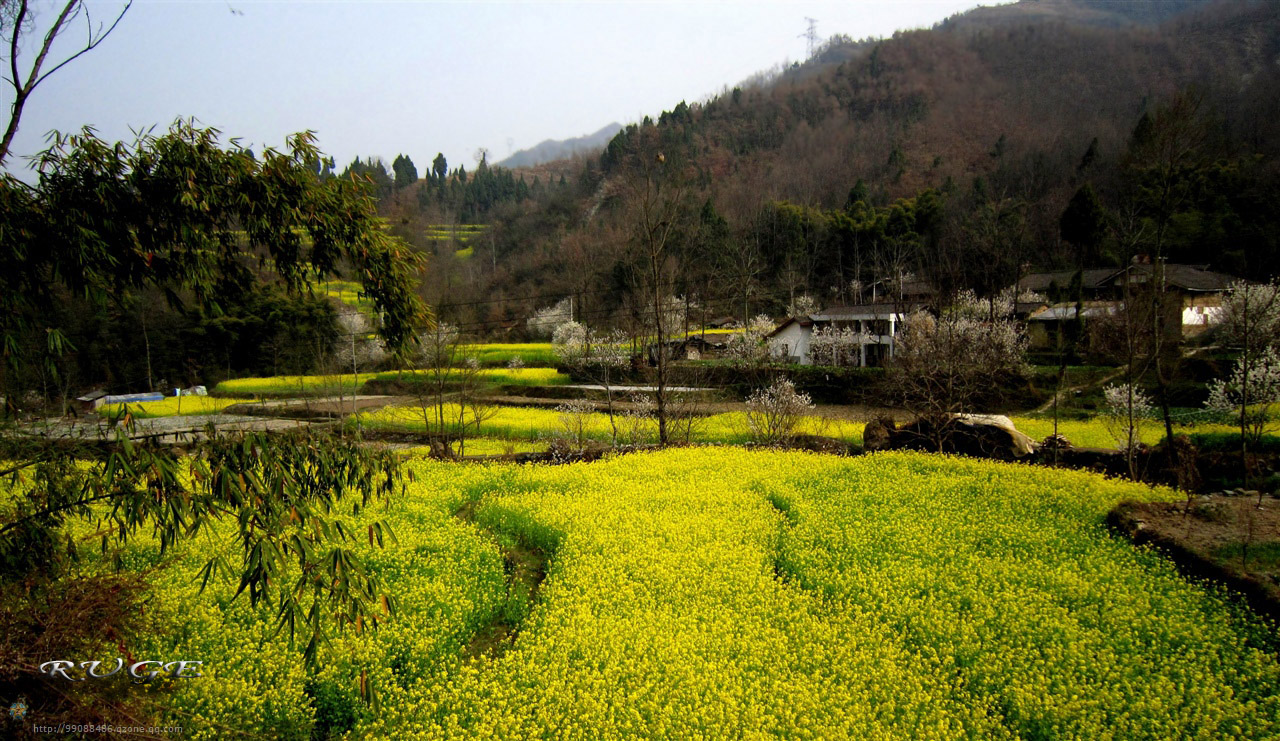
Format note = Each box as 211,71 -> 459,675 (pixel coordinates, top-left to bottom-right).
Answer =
745,378 -> 814,444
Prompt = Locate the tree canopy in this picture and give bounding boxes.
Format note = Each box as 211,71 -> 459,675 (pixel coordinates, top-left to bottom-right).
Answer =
0,120 -> 428,381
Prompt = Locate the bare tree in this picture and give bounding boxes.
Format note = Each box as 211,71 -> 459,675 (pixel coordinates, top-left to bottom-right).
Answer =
1,0 -> 132,165
889,295 -> 1029,450
414,322 -> 493,458
618,141 -> 692,445
553,321 -> 628,445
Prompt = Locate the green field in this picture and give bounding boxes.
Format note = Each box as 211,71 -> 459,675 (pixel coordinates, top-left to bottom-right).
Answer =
92,450 -> 1277,738
1011,415 -> 1244,449
314,279 -> 373,311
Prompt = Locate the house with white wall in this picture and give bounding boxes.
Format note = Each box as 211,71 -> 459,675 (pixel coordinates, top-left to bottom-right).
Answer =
767,303 -> 921,366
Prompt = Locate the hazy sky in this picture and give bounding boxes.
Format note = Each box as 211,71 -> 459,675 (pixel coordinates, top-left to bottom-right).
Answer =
3,0 -> 1003,177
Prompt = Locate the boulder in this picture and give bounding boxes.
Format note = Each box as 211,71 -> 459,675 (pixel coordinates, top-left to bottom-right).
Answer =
888,414 -> 1038,461
862,416 -> 896,452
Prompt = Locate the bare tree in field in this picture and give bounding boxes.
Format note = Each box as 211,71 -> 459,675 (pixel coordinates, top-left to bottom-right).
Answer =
2,0 -> 132,165
616,138 -> 694,445
415,322 -> 494,457
553,320 -> 628,445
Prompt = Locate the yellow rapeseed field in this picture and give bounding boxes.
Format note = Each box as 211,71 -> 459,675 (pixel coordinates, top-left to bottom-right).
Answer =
98,396 -> 240,419
214,367 -> 569,396
97,449 -> 1278,738
355,403 -> 866,445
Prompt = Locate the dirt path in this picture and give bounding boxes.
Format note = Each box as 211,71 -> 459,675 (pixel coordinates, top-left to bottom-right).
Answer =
1033,365 -> 1128,414
453,499 -> 549,660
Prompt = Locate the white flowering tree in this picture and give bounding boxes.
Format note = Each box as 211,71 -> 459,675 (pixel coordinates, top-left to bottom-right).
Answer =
808,325 -> 876,367
1102,382 -> 1155,479
727,314 -> 776,366
890,302 -> 1029,449
744,377 -> 814,444
526,298 -> 574,339
1216,281 -> 1280,348
551,321 -> 589,365
787,294 -> 820,318
1205,346 -> 1280,447
553,321 -> 630,444
1211,280 -> 1280,484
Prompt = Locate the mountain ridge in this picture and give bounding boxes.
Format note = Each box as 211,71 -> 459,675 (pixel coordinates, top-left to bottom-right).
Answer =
497,122 -> 624,169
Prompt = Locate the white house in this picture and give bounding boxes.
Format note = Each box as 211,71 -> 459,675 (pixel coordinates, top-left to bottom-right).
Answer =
767,303 -> 921,366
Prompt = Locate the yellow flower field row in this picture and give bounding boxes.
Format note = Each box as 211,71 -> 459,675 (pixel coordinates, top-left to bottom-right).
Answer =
1012,416 -> 1246,449
214,367 -> 569,396
107,450 -> 1278,738
354,403 -> 866,445
99,396 -> 240,419
314,279 -> 373,310
457,343 -> 559,367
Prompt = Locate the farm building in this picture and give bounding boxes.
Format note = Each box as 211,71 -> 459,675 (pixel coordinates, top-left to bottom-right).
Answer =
1020,262 -> 1237,349
768,303 -> 922,366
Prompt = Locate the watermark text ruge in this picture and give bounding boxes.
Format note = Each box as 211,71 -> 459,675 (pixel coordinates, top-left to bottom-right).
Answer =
37,659 -> 203,683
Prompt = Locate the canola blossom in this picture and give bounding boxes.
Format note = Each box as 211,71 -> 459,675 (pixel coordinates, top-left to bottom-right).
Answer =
92,449 -> 1278,739
98,396 -> 240,419
355,403 -> 866,446
214,367 -> 570,396
456,343 -> 559,368
1012,416 -> 1247,449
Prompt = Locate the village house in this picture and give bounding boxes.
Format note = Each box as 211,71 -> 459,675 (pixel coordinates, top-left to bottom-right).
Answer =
767,303 -> 924,366
1020,262 -> 1237,349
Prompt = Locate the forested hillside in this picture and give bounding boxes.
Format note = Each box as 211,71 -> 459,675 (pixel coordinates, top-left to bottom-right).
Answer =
376,0 -> 1280,336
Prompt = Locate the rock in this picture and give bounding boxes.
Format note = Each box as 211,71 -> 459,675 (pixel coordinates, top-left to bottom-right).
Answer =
862,416 -> 895,452
954,414 -> 1038,457
889,414 -> 1038,461
1041,433 -> 1072,450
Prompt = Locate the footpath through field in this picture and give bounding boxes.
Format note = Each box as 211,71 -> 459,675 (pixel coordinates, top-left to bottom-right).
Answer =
129,449 -> 1280,739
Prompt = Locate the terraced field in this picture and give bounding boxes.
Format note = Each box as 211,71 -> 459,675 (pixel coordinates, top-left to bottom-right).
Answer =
355,403 -> 866,445
95,450 -> 1277,738
214,368 -> 570,396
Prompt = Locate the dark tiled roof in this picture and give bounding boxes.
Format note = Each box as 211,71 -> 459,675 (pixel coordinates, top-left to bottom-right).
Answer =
1020,264 -> 1241,294
1127,264 -> 1237,291
811,303 -> 925,320
1018,269 -> 1118,293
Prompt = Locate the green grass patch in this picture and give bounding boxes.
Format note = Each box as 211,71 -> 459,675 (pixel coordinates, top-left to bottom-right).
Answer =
1212,541 -> 1280,569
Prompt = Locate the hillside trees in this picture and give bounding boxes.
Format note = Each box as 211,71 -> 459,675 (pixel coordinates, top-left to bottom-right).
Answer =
376,1 -> 1280,343
341,156 -> 394,201
392,153 -> 417,189
0,120 -> 428,716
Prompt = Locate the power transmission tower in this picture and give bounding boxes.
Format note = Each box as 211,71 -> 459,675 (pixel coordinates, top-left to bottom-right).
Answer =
800,17 -> 818,59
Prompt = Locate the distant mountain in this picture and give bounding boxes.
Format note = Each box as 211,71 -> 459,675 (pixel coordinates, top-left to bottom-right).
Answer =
498,123 -> 624,169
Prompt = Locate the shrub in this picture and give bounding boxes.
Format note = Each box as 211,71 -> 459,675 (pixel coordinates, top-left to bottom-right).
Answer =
745,378 -> 814,444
